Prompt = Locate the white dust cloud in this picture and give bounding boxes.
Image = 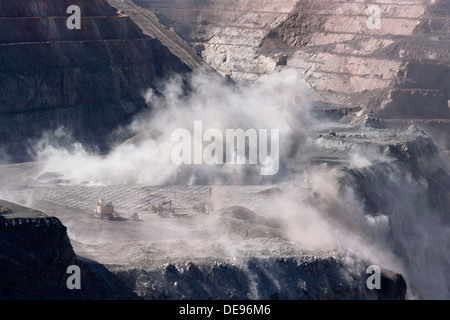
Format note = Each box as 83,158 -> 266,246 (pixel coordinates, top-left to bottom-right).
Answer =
36,69 -> 312,186
31,69 -> 450,299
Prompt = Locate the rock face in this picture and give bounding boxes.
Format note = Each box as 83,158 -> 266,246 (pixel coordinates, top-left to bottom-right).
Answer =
0,200 -> 137,299
115,255 -> 406,300
0,200 -> 76,299
133,0 -> 450,151
0,0 -> 190,163
106,0 -> 209,71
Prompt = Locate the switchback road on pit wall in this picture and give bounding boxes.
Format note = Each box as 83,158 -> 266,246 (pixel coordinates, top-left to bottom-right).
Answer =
106,0 -> 214,72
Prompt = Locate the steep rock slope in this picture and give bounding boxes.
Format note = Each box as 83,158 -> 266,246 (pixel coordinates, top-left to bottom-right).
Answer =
106,0 -> 210,71
114,251 -> 407,300
0,0 -> 190,163
0,200 -> 136,299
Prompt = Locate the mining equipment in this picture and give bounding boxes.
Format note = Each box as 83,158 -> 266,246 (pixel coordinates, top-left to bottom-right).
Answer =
150,200 -> 188,218
93,198 -> 122,220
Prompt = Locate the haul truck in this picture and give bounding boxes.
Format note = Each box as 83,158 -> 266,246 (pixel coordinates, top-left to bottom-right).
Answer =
93,199 -> 139,221
93,198 -> 120,220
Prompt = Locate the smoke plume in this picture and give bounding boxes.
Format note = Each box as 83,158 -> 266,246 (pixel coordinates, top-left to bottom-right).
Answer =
31,69 -> 450,299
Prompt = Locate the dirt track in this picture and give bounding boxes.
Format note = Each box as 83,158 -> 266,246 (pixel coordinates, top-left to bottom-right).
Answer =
106,0 -> 211,71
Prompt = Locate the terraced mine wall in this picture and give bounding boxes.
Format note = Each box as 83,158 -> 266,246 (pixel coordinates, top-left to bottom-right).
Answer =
0,0 -> 190,163
132,0 -> 450,151
0,0 -> 447,300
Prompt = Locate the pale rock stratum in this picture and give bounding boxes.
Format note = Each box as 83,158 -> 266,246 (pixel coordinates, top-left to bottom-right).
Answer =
125,0 -> 449,152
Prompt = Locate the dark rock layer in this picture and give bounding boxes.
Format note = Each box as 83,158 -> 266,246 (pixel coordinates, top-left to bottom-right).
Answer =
0,0 -> 191,163
0,200 -> 136,299
115,258 -> 406,300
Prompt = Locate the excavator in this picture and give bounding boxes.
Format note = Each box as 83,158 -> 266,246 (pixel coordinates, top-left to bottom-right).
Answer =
150,200 -> 188,218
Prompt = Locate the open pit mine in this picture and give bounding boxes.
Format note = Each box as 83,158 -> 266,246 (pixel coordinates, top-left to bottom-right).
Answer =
0,0 -> 448,301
